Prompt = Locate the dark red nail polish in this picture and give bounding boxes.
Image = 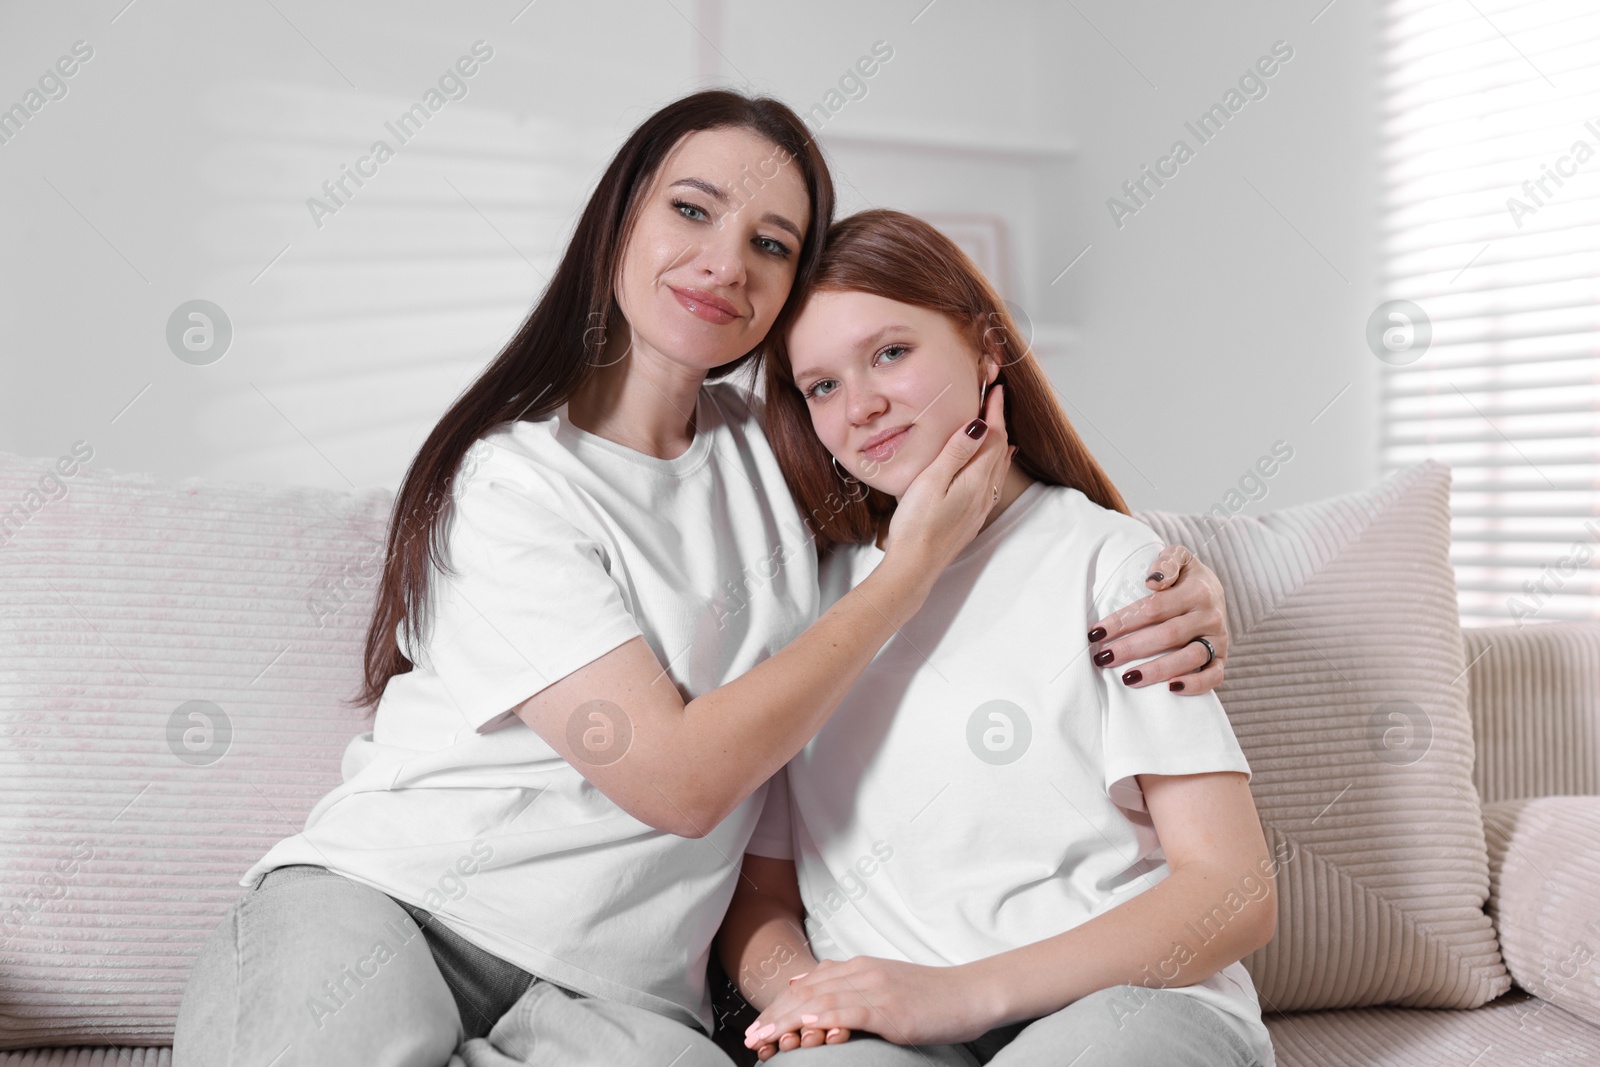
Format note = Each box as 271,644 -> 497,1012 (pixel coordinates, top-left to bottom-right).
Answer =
1169,680 -> 1185,692
1087,627 -> 1106,643
965,418 -> 987,439
1122,669 -> 1142,685
1094,649 -> 1114,667
1147,571 -> 1164,583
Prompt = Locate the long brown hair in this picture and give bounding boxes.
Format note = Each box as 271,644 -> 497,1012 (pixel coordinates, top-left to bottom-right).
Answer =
354,90 -> 835,709
761,208 -> 1129,557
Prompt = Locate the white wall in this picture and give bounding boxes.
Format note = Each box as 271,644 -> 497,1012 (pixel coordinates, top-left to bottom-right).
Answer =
1041,0 -> 1382,515
0,0 -> 1378,515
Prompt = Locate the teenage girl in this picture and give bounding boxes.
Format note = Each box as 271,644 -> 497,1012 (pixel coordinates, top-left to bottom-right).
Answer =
719,209 -> 1275,1067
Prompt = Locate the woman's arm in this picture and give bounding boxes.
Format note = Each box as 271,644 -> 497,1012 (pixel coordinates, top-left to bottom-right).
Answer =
1089,544 -> 1231,695
515,394 -> 1013,837
746,772 -> 1275,1046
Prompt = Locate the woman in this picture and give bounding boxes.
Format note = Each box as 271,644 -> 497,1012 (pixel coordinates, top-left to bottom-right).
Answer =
718,210 -> 1275,1067
173,92 -> 1230,1067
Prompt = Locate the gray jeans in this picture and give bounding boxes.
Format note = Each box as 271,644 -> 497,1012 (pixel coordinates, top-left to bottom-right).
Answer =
172,863 -> 733,1067
760,985 -> 1265,1067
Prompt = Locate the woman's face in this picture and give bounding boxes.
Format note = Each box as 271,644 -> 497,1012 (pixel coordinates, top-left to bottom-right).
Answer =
612,126 -> 811,373
787,290 -> 994,498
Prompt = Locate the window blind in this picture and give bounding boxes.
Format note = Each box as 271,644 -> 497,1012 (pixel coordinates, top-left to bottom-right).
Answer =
1379,0 -> 1600,628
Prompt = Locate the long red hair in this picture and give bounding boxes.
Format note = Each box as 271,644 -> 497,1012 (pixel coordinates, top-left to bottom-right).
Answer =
761,208 -> 1129,556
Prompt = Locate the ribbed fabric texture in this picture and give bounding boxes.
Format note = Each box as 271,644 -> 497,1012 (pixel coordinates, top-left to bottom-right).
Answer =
0,453 -> 393,1048
1265,990 -> 1600,1065
1464,625 -> 1600,804
1134,460 -> 1511,1012
1483,797 -> 1600,1030
0,1049 -> 170,1066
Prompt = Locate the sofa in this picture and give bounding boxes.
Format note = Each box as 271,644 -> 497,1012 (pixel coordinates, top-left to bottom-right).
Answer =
1,448 -> 1597,1066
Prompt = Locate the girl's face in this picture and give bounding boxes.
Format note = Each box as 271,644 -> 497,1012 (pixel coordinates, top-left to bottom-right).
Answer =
612,126 -> 811,373
788,290 -> 995,498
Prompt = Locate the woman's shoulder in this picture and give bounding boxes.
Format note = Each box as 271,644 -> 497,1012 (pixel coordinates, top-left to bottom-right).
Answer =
449,420 -> 583,519
470,419 -> 562,476
703,377 -> 765,427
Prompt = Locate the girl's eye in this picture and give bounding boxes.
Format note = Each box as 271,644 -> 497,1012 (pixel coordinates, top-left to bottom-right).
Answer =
876,344 -> 908,364
803,379 -> 836,401
672,198 -> 709,222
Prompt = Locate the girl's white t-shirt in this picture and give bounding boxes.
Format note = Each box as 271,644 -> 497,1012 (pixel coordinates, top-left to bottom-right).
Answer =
748,481 -> 1275,1066
244,381 -> 821,1034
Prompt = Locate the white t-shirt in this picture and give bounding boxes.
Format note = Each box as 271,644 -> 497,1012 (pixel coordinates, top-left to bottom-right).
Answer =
748,481 -> 1274,1066
245,381 -> 821,1034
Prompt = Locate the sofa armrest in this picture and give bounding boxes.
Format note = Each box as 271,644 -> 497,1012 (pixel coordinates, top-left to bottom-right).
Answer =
1483,796 -> 1600,1029
1463,622 -> 1600,804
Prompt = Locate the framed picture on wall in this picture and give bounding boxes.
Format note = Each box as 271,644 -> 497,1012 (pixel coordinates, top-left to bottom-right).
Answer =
918,212 -> 1015,295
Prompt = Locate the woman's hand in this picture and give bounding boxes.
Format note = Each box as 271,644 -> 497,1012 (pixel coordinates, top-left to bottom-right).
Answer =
750,1001 -> 848,1061
1087,544 -> 1230,694
879,384 -> 1013,574
743,957 -> 999,1054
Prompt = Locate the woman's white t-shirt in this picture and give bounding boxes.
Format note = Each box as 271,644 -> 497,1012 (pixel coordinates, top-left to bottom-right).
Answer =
748,481 -> 1275,1066
244,381 -> 821,1034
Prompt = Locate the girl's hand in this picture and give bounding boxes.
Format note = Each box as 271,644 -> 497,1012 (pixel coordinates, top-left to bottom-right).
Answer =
1087,544 -> 1230,694
880,384 -> 1012,573
743,957 -> 998,1052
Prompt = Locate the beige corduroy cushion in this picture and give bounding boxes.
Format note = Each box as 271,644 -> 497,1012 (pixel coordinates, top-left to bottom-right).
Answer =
1133,460 -> 1510,1011
0,452 -> 390,1048
1482,796 -> 1600,1029
1264,989 -> 1600,1066
0,1050 -> 170,1066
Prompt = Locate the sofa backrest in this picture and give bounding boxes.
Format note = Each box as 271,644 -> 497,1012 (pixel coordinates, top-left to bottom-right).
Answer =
7,451 -> 1589,1041
1462,623 -> 1600,803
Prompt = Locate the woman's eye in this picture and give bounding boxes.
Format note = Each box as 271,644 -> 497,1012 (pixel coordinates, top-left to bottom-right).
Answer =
672,198 -> 709,222
876,344 -> 908,364
756,235 -> 792,258
804,380 -> 836,400
671,201 -> 788,257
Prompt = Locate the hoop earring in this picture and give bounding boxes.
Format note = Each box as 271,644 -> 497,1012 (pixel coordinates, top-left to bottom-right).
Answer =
979,377 -> 989,412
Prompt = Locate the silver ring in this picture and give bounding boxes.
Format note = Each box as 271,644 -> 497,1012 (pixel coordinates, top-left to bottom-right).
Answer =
1189,636 -> 1216,670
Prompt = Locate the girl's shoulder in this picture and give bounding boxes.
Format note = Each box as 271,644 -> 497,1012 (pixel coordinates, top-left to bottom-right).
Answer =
1031,483 -> 1161,542
1024,485 -> 1167,582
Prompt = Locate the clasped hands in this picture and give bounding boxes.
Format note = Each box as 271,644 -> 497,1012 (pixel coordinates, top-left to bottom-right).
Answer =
743,956 -> 997,1059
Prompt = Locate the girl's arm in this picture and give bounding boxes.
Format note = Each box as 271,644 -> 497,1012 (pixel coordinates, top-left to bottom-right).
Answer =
515,393 -> 1012,837
968,770 -> 1275,1024
716,854 -> 816,1010
718,853 -> 850,1059
746,771 -> 1275,1047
